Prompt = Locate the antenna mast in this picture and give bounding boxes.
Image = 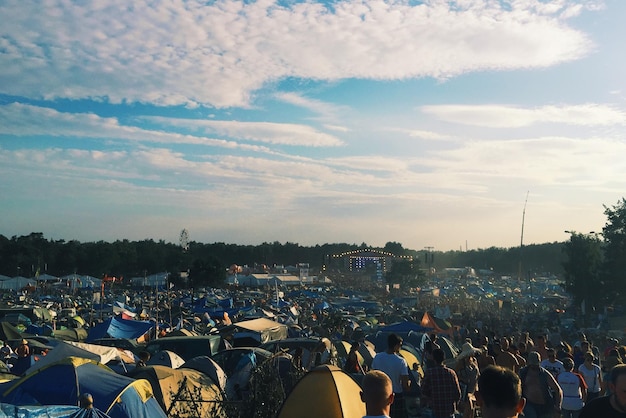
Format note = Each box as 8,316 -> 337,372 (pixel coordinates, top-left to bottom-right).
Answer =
518,191 -> 529,281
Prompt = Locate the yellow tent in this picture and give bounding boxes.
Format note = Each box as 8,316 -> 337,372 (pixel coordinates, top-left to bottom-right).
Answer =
127,365 -> 225,417
277,365 -> 366,418
399,348 -> 423,378
336,341 -> 365,370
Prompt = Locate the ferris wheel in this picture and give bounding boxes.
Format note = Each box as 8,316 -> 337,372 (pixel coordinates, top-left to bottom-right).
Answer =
179,229 -> 189,252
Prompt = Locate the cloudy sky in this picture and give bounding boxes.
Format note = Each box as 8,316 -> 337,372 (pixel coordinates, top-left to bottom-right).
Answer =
1,0 -> 625,252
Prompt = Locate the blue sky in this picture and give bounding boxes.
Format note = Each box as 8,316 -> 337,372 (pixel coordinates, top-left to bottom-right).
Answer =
1,0 -> 625,252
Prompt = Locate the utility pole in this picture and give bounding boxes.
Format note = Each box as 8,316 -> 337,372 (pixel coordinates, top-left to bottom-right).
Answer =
424,246 -> 434,277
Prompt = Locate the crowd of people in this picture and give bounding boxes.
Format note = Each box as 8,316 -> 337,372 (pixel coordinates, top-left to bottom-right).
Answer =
364,330 -> 626,418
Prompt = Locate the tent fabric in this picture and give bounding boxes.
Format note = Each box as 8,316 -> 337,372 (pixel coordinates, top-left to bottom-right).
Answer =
24,341 -> 123,375
146,351 -> 185,369
0,323 -> 23,342
126,365 -> 225,417
420,312 -> 453,336
0,403 -> 108,418
180,356 -> 227,390
0,357 -> 165,418
53,327 -> 88,342
233,318 -> 287,344
87,317 -> 153,342
379,321 -> 432,333
277,365 -> 365,418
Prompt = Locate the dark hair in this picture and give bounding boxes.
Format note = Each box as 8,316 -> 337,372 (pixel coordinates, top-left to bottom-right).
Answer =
433,348 -> 445,364
478,365 -> 522,409
609,364 -> 626,385
387,334 -> 403,350
563,358 -> 574,370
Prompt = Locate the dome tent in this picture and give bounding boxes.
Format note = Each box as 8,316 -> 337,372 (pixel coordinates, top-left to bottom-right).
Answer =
277,365 -> 365,418
181,356 -> 227,391
0,357 -> 165,418
146,350 -> 185,369
126,365 -> 225,417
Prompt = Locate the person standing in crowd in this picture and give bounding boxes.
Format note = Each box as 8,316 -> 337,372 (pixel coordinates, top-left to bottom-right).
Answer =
556,342 -> 573,362
475,365 -> 525,418
533,335 -> 549,361
558,357 -> 586,418
345,341 -> 365,374
477,344 -> 496,371
454,342 -> 481,418
577,352 -> 603,402
580,363 -> 626,417
540,348 -> 565,379
495,338 -> 519,373
360,370 -> 394,418
371,333 -> 410,418
16,339 -> 29,358
519,351 -> 563,418
421,348 -> 461,418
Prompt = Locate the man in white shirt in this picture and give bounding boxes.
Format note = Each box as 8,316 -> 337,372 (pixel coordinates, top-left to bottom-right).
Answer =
371,333 -> 410,418
540,348 -> 565,378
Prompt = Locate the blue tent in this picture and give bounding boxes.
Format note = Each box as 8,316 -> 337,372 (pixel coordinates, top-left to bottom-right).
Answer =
378,321 -> 432,334
86,317 -> 154,342
0,357 -> 165,418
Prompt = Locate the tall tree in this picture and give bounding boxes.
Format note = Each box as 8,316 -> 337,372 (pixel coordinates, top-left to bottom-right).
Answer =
601,198 -> 626,304
562,232 -> 602,313
385,258 -> 425,290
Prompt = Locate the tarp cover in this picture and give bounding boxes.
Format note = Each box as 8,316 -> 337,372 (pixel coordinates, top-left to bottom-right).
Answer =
233,318 -> 287,344
0,403 -> 111,418
24,341 -> 123,375
87,317 -> 153,342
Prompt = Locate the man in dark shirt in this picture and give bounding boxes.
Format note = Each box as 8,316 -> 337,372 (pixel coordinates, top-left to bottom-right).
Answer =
421,348 -> 461,418
580,364 -> 626,418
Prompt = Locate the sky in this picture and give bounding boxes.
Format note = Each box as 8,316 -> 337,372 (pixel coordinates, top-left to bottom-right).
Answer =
1,0 -> 625,252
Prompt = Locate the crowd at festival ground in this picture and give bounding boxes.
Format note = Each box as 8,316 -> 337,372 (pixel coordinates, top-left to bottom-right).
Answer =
0,281 -> 625,418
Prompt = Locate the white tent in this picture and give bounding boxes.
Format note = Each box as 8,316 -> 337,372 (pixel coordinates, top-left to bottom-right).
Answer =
24,341 -> 128,374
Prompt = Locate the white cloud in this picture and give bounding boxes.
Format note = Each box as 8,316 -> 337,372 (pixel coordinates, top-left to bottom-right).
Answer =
0,0 -> 594,107
0,103 -> 334,151
420,103 -> 626,128
145,116 -> 344,147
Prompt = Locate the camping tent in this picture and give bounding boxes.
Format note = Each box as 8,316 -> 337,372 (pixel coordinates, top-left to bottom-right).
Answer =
379,320 -> 432,334
0,323 -> 23,342
147,350 -> 185,369
127,365 -> 225,417
53,327 -> 88,342
232,318 -> 287,345
277,365 -> 365,418
0,357 -> 166,418
420,311 -> 454,336
181,356 -> 227,390
23,341 -> 129,375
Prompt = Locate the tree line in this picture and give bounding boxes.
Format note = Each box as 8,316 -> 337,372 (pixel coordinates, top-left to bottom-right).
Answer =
0,232 -> 567,288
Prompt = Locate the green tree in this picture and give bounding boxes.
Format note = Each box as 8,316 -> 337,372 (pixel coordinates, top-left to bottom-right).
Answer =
385,258 -> 425,289
562,232 -> 602,316
601,198 -> 626,304
190,255 -> 226,287
383,241 -> 405,255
